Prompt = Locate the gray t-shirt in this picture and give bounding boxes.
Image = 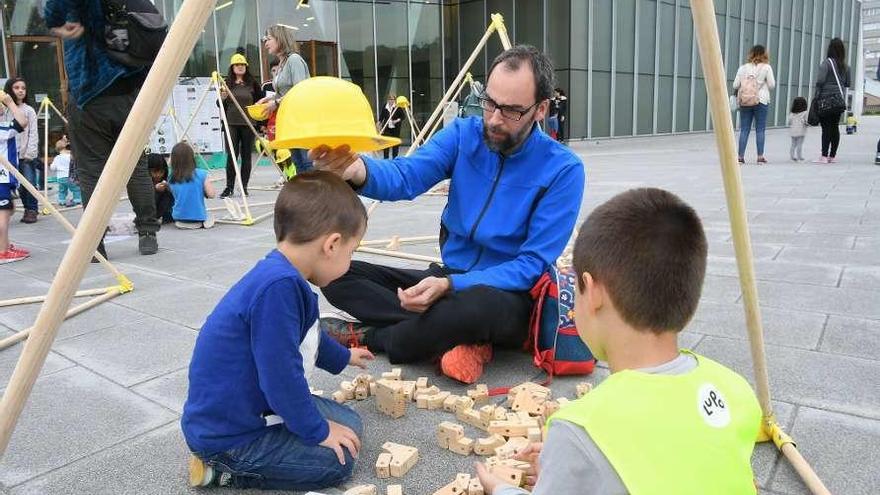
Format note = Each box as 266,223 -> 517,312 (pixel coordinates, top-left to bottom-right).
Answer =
273,53 -> 310,98
495,353 -> 698,495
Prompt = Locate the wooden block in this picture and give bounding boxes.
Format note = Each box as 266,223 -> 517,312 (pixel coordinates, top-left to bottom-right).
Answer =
341,381 -> 355,400
478,404 -> 497,423
556,397 -> 571,406
467,478 -> 484,495
382,368 -> 402,381
427,391 -> 451,410
467,384 -> 489,404
448,436 -> 474,456
437,421 -> 464,448
400,381 -> 418,401
442,394 -> 461,412
416,394 -> 430,409
332,390 -> 347,403
489,465 -> 523,487
511,390 -> 547,416
376,380 -> 407,419
488,419 -> 539,438
345,484 -> 378,495
527,427 -> 542,443
383,442 -> 419,478
416,376 -> 429,389
492,406 -> 507,421
495,437 -> 529,460
418,385 -> 440,396
576,382 -> 592,398
454,396 -> 475,412
375,452 -> 392,479
387,485 -> 403,495
370,382 -> 377,396
431,480 -> 461,495
454,473 -> 471,491
542,400 -> 560,418
355,385 -> 369,400
507,382 -> 551,402
474,434 -> 506,456
458,408 -> 488,431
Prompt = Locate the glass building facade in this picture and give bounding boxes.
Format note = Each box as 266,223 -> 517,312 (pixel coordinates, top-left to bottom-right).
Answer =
0,0 -> 862,141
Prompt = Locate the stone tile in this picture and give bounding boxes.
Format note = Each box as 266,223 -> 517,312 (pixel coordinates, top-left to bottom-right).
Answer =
708,241 -> 783,261
112,285 -> 226,330
0,349 -> 75,386
744,231 -> 856,250
706,257 -> 842,287
853,236 -> 879,251
0,298 -> 151,342
174,258 -> 255,289
694,337 -> 880,421
777,246 -> 880,267
755,280 -> 880,320
819,316 -> 880,361
0,367 -> 177,486
753,401 -> 796,488
839,266 -> 880,291
700,274 -> 744,303
687,301 -> 826,350
769,407 -> 880,495
131,368 -> 189,414
53,317 -> 196,387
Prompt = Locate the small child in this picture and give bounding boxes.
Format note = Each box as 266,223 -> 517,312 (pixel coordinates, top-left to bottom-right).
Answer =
50,137 -> 82,207
183,171 -> 373,490
477,188 -> 762,495
845,111 -> 857,134
0,89 -> 29,263
787,96 -> 808,162
147,153 -> 174,224
167,142 -> 215,229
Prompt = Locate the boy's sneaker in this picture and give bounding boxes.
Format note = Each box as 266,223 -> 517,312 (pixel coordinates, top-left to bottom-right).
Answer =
0,247 -> 29,264
319,315 -> 373,348
138,233 -> 158,255
441,344 -> 493,384
188,455 -> 215,487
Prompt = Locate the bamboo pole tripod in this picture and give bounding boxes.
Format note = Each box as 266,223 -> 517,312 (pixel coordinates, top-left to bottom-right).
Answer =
690,2 -> 829,493
359,14 -> 511,262
0,0 -> 217,456
0,157 -> 134,350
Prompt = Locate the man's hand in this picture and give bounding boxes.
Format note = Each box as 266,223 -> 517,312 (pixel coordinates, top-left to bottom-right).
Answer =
397,276 -> 450,313
319,420 -> 361,465
513,442 -> 543,489
51,22 -> 84,39
348,347 -> 375,369
475,462 -> 510,494
309,145 -> 366,184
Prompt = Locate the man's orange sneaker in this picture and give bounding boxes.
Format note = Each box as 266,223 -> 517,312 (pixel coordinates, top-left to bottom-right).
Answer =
441,343 -> 493,384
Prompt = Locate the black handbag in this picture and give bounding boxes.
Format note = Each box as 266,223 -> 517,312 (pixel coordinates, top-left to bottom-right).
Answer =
807,97 -> 820,126
102,0 -> 168,68
816,59 -> 846,119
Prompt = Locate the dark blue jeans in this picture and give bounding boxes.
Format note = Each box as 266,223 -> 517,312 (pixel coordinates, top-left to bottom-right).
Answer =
292,148 -> 313,172
738,103 -> 769,157
196,396 -> 363,490
17,158 -> 43,212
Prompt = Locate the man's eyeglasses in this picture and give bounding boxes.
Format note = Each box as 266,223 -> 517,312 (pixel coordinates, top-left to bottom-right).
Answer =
477,95 -> 540,121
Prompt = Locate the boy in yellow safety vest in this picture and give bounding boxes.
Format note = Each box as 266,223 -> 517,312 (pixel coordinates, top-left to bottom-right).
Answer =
476,187 -> 762,495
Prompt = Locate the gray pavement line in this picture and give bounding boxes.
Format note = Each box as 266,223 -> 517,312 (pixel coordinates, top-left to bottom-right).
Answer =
813,315 -> 832,353
103,301 -> 206,332
834,266 -> 846,288
126,365 -> 189,390
764,404 -> 801,491
697,334 -> 880,366
6,419 -> 181,489
0,360 -> 79,396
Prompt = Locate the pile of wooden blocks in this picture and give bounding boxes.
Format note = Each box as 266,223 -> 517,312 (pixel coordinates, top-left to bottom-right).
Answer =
332,373 -> 375,404
375,442 -> 419,479
345,484 -> 405,495
432,473 -> 485,495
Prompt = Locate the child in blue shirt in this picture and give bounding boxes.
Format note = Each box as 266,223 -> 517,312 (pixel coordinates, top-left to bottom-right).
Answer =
182,171 -> 374,490
168,142 -> 216,229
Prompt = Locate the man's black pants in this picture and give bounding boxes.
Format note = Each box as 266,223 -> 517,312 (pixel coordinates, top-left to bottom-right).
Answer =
322,261 -> 533,364
68,77 -> 159,235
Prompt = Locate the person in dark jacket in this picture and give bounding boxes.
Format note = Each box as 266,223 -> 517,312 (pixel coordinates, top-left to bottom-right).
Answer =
219,53 -> 263,197
44,0 -> 160,258
378,95 -> 404,159
813,38 -> 851,164
312,46 -> 585,384
554,88 -> 568,142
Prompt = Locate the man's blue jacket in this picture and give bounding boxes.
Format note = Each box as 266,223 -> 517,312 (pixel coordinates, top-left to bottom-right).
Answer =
361,116 -> 585,292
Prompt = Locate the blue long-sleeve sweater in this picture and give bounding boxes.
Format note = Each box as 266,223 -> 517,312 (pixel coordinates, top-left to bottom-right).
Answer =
44,0 -> 144,108
361,117 -> 585,292
181,250 -> 351,455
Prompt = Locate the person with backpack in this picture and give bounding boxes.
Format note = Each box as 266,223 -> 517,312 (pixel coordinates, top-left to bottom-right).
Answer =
812,38 -> 851,164
43,0 -> 164,259
733,45 -> 776,164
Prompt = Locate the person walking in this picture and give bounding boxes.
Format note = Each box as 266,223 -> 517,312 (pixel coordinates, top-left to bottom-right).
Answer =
378,95 -> 404,159
554,88 -> 567,142
257,25 -> 311,172
44,0 -> 161,258
733,45 -> 776,164
812,38 -> 851,164
219,53 -> 263,198
2,78 -> 40,224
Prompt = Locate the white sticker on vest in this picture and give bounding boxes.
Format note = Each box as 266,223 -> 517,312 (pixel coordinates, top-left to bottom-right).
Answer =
697,383 -> 730,428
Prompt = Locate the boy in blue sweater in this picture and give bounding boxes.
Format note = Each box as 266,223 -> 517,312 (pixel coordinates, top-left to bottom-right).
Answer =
182,171 -> 374,490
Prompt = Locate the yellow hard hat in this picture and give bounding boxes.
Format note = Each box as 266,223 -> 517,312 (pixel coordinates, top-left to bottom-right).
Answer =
230,53 -> 248,66
274,148 -> 292,163
246,103 -> 269,121
271,77 -> 401,152
395,96 -> 409,109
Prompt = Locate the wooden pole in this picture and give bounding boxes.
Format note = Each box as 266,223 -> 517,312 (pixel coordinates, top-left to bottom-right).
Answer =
42,100 -> 50,209
214,75 -> 253,221
413,75 -> 469,151
0,287 -> 113,309
690,2 -> 829,494
0,0 -> 218,456
45,98 -> 68,125
0,290 -> 120,351
0,158 -> 123,279
359,235 -> 437,247
356,246 -> 441,264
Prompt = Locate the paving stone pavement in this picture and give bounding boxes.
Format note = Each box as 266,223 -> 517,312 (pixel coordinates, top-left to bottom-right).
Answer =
1,116 -> 879,494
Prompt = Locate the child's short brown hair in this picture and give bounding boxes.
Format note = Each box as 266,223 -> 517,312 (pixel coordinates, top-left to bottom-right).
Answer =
573,188 -> 707,333
274,170 -> 367,244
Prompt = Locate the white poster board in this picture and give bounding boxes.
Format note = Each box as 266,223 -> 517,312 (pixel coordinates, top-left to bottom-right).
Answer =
149,78 -> 223,154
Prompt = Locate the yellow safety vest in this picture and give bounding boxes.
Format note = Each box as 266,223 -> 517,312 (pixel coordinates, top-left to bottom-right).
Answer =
551,351 -> 761,495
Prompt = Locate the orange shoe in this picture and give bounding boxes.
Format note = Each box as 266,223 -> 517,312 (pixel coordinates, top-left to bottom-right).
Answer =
441,344 -> 493,384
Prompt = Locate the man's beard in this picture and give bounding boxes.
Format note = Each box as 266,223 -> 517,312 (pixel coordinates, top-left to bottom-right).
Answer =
483,120 -> 533,154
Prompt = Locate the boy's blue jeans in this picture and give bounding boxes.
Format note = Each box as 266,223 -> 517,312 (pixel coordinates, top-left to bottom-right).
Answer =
17,159 -> 43,211
195,396 -> 363,490
738,103 -> 768,157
